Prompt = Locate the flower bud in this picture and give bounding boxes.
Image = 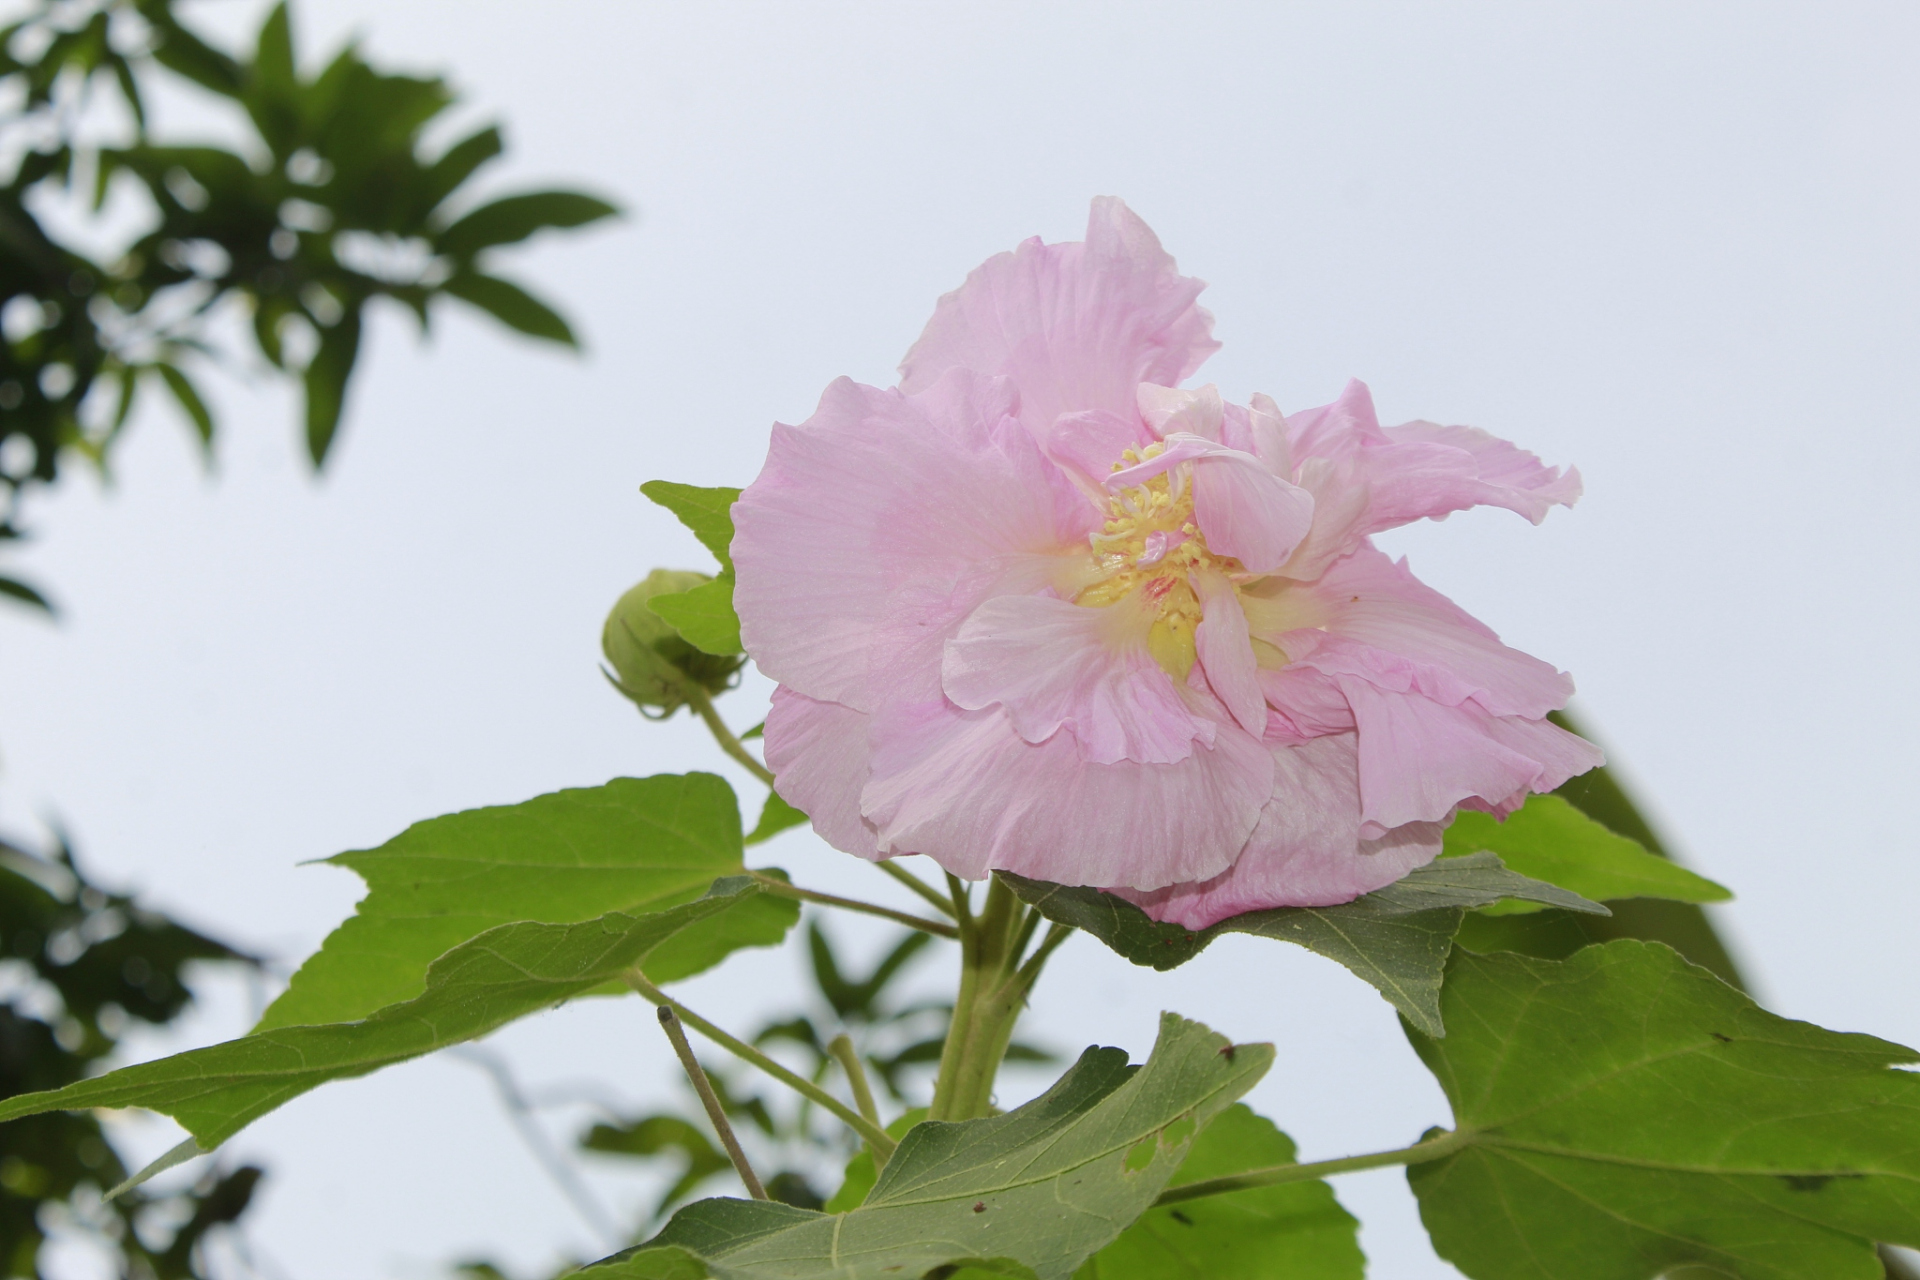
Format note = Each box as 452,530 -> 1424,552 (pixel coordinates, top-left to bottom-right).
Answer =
602,569 -> 744,715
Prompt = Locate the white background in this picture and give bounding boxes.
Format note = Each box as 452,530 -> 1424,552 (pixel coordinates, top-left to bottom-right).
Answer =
3,2 -> 1918,1276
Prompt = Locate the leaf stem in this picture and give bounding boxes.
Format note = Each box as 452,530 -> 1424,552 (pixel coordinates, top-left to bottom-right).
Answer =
1153,1128 -> 1476,1206
749,873 -> 958,938
626,969 -> 897,1160
827,1034 -> 889,1171
685,685 -> 775,786
945,872 -> 975,933
877,859 -> 958,917
653,1006 -> 768,1201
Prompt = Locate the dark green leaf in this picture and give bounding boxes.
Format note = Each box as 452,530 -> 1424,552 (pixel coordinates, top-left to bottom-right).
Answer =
824,1109 -> 929,1213
0,574 -> 54,613
0,883 -> 761,1150
437,190 -> 618,258
640,482 -> 741,572
1408,941 -> 1920,1280
745,791 -> 807,847
155,363 -> 214,454
419,125 -> 504,215
647,572 -> 741,656
257,774 -> 792,1031
1443,795 -> 1730,915
442,271 -> 577,346
1003,854 -> 1605,1036
303,307 -> 362,467
586,1014 -> 1273,1280
1076,1104 -> 1363,1279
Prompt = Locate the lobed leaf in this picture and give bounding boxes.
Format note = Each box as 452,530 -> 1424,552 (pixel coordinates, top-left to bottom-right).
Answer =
258,774 -> 794,1031
1443,794 -> 1729,914
1075,1103 -> 1363,1279
1003,854 -> 1604,1036
1408,940 -> 1920,1280
0,882 -> 761,1150
584,1013 -> 1273,1280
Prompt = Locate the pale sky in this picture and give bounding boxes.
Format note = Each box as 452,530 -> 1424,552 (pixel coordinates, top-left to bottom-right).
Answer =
3,3 -> 1917,1277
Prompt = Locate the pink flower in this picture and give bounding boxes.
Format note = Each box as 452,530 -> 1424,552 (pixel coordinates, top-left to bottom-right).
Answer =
733,198 -> 1600,929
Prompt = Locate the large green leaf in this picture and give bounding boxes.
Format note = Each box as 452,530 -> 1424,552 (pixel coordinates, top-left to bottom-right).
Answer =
1002,854 -> 1604,1036
0,882 -> 761,1150
1075,1103 -> 1362,1279
584,1013 -> 1273,1280
641,482 -> 741,573
258,774 -> 795,1031
1408,941 -> 1920,1280
1442,794 -> 1729,915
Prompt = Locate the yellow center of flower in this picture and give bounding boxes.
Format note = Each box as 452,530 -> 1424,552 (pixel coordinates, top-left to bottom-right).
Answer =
1073,444 -> 1242,680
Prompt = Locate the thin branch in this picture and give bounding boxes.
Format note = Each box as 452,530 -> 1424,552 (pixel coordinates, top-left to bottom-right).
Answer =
827,1034 -> 889,1171
1010,921 -> 1074,993
685,685 -> 775,786
449,1046 -> 622,1245
945,872 -> 975,933
751,872 -> 957,938
626,969 -> 898,1161
655,1005 -> 768,1200
1007,905 -> 1042,969
1153,1129 -> 1476,1206
876,859 -> 958,917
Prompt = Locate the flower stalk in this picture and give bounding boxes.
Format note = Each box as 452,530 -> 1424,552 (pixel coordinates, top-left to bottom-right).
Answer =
928,875 -> 1062,1121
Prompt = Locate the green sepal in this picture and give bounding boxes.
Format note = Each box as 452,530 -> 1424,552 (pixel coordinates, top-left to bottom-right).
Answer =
1002,853 -> 1604,1036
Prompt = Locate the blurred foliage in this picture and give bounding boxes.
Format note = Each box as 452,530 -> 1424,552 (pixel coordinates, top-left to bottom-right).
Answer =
0,0 -> 616,610
0,827 -> 259,1278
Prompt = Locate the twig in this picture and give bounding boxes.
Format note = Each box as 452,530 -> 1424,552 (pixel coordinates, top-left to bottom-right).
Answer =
1011,922 -> 1073,991
685,685 -> 775,786
655,1006 -> 767,1200
750,872 -> 957,938
1153,1129 -> 1475,1206
945,872 -> 975,933
449,1046 -> 622,1245
827,1035 -> 886,1168
626,970 -> 897,1160
876,860 -> 958,917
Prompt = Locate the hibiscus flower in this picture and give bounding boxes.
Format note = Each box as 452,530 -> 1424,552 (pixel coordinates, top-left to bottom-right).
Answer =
732,198 -> 1600,929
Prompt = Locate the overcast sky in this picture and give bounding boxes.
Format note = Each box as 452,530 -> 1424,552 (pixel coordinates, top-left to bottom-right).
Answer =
4,3 -> 1918,1277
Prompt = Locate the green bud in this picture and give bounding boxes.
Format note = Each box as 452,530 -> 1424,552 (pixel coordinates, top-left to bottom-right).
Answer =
602,569 -> 745,715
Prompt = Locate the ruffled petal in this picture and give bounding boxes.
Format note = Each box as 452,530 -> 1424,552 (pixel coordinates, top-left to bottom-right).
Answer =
1122,733 -> 1443,928
1193,572 -> 1266,738
1137,383 -> 1223,441
1286,545 -> 1575,719
734,369 -> 1085,710
1043,408 -> 1153,493
1106,433 -> 1314,575
1257,664 -> 1356,743
1279,380 -> 1580,580
763,686 -> 882,860
859,695 -> 1272,890
941,594 -> 1210,765
899,197 -> 1218,437
1333,676 -> 1603,835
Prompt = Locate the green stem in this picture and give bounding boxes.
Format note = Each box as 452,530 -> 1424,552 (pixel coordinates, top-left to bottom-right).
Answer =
945,872 -> 975,930
877,860 -> 958,917
655,1005 -> 768,1200
626,970 -> 896,1160
1153,1129 -> 1475,1206
827,1034 -> 890,1171
686,685 -> 775,786
929,879 -> 1060,1121
749,872 -> 957,938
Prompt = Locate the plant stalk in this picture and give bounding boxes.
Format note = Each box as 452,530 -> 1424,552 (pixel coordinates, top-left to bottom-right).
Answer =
748,872 -> 957,938
655,1005 -> 768,1200
1153,1129 -> 1476,1206
927,877 -> 1063,1121
685,685 -> 775,786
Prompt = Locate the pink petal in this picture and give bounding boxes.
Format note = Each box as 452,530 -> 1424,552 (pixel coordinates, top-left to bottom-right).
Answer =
1104,433 -> 1314,575
1194,574 -> 1267,738
899,198 -> 1219,438
1123,734 -> 1443,928
1334,676 -> 1603,835
1137,383 -> 1224,441
941,594 -> 1211,765
1043,408 -> 1154,493
1289,546 -> 1575,719
859,695 -> 1272,890
1258,664 -> 1358,742
1380,420 -> 1584,525
762,686 -> 883,860
734,370 -> 1085,710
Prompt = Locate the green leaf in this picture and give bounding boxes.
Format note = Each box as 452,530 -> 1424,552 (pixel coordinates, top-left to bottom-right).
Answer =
303,308 -> 362,467
1003,853 -> 1605,1036
155,363 -> 214,455
442,271 -> 578,346
641,482 -> 741,572
0,574 -> 54,613
0,883 -> 760,1150
1075,1104 -> 1363,1279
745,792 -> 807,847
647,572 -> 741,656
438,190 -> 619,258
1443,795 -> 1729,915
584,1013 -> 1272,1280
824,1109 -> 929,1214
257,774 -> 794,1031
1407,941 -> 1920,1280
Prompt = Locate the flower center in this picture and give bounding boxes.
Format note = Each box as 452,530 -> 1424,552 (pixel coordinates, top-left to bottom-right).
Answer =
1073,443 -> 1238,680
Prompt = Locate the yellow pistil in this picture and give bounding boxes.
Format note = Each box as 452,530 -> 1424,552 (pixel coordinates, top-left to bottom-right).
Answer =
1073,444 -> 1242,680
